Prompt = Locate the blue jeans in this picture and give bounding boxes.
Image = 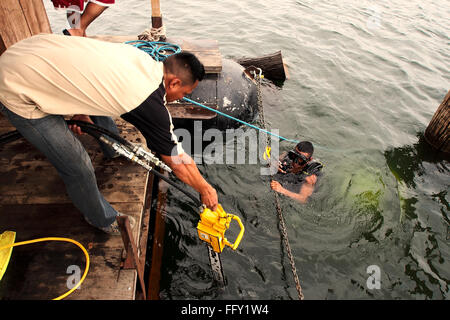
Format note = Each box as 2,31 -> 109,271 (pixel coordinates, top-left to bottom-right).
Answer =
1,103 -> 119,228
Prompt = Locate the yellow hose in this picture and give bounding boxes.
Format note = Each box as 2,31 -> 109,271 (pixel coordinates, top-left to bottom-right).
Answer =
0,237 -> 90,300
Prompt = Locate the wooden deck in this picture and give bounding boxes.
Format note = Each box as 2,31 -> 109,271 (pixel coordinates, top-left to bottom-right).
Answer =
0,114 -> 153,300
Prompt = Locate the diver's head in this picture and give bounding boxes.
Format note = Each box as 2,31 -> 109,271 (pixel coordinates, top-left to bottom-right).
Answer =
289,141 -> 314,167
163,51 -> 205,102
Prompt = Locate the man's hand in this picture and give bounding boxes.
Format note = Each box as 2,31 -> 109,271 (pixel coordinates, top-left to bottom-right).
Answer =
200,184 -> 218,212
68,114 -> 93,135
161,153 -> 219,211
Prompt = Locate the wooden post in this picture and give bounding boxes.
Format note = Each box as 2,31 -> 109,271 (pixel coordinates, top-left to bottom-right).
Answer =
424,90 -> 450,154
0,0 -> 51,56
151,0 -> 162,28
147,171 -> 169,300
137,0 -> 166,41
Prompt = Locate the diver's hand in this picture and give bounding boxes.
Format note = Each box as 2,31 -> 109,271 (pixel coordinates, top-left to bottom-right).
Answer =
68,114 -> 93,135
270,180 -> 284,193
277,161 -> 287,173
305,174 -> 317,185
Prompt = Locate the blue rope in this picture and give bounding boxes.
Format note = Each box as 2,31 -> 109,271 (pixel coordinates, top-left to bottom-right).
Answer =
125,40 -> 181,61
183,97 -> 300,143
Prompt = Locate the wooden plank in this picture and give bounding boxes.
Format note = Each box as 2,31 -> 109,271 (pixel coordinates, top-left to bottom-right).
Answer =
0,202 -> 140,300
0,118 -> 150,206
166,103 -> 217,120
0,0 -> 51,55
19,0 -> 52,35
0,116 -> 151,300
147,173 -> 169,300
138,173 -> 154,267
0,161 -> 148,205
173,38 -> 222,74
0,0 -> 32,49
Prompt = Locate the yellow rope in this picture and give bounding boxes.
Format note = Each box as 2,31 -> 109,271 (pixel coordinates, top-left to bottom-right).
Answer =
0,237 -> 90,300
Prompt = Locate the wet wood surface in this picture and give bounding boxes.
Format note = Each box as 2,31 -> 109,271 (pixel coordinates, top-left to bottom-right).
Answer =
0,115 -> 152,300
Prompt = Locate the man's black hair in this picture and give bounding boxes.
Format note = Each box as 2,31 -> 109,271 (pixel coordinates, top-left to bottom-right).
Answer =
163,51 -> 205,85
296,141 -> 314,156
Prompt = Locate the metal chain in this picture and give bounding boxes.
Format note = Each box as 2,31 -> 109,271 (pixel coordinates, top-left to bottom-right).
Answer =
252,70 -> 304,300
274,192 -> 304,300
255,69 -> 265,128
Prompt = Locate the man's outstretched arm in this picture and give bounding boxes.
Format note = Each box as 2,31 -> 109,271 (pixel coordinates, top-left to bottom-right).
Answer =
161,153 -> 218,211
270,174 -> 317,204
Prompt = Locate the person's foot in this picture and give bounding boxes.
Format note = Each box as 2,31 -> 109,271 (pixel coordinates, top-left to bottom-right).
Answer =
63,28 -> 86,37
100,212 -> 136,235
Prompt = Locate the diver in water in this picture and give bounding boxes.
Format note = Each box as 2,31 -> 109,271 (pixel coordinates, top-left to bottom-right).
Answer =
270,141 -> 323,203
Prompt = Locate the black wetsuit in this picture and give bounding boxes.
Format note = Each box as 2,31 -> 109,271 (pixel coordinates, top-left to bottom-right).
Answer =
273,157 -> 323,194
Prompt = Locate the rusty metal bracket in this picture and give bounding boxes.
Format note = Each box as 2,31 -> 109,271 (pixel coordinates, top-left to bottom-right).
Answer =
117,216 -> 147,300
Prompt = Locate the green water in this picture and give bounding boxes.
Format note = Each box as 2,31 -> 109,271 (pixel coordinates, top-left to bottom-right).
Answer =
45,0 -> 449,299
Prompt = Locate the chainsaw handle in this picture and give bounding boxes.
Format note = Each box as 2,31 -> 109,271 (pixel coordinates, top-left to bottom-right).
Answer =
225,214 -> 245,250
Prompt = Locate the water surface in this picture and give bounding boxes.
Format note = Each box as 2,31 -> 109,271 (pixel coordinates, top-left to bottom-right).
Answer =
45,0 -> 449,299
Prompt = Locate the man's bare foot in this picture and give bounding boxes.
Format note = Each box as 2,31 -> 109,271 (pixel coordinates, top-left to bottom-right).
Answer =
67,28 -> 86,37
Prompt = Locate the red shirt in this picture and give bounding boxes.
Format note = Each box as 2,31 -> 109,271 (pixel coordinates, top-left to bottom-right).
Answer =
51,0 -> 115,12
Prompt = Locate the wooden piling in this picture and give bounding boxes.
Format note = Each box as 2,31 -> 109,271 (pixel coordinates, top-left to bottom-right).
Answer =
424,90 -> 450,154
150,0 -> 165,41
151,0 -> 163,28
0,0 -> 51,56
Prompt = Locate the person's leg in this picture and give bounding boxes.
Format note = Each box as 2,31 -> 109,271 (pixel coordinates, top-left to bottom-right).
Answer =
0,104 -> 117,229
67,2 -> 109,36
90,116 -> 120,159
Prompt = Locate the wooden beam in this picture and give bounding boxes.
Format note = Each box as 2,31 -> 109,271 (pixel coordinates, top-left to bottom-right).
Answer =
166,103 -> 217,120
19,0 -> 52,35
151,0 -> 162,17
147,173 -> 168,300
0,0 -> 51,56
151,0 -> 162,28
0,0 -> 32,50
117,215 -> 147,300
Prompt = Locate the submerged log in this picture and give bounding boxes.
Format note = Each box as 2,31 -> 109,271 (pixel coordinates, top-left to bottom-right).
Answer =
237,51 -> 288,82
424,90 -> 450,154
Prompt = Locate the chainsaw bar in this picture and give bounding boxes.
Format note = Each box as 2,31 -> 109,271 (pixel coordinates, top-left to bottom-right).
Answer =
207,245 -> 226,285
